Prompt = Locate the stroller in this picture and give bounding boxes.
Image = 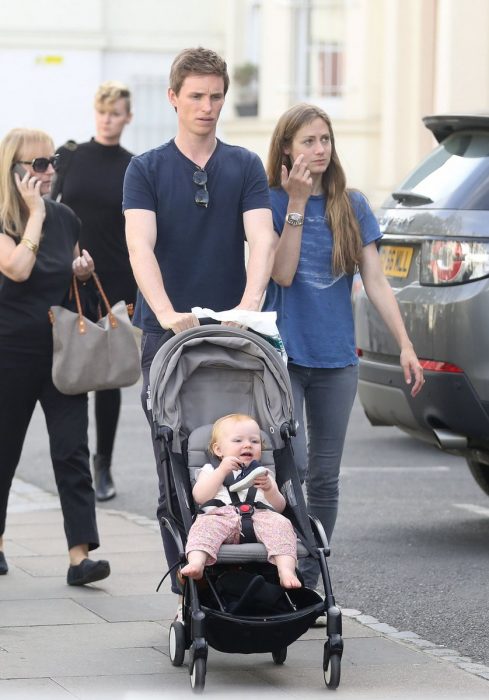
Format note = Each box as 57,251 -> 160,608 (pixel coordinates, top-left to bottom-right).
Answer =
149,323 -> 343,693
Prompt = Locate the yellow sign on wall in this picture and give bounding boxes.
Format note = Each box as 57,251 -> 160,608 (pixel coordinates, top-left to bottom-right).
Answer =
35,55 -> 64,65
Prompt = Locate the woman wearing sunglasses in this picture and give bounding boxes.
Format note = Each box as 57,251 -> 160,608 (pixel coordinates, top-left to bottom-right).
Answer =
0,128 -> 110,585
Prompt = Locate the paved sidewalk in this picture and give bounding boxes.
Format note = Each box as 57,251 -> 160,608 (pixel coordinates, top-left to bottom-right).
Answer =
1,479 -> 489,699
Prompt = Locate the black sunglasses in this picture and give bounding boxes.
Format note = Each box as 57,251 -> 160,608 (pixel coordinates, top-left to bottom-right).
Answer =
15,155 -> 59,173
193,169 -> 209,208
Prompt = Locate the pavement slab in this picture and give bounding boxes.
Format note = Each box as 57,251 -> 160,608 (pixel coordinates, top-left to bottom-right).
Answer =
0,598 -> 104,627
1,479 -> 488,699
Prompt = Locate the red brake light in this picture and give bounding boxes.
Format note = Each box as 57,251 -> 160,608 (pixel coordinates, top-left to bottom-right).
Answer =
420,360 -> 463,373
421,239 -> 489,285
430,240 -> 463,283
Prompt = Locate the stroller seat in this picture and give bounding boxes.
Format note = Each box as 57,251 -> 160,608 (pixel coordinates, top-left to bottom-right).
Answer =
187,424 -> 310,563
149,324 -> 342,690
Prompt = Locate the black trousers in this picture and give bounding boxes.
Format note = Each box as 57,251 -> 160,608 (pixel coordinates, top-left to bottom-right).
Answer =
0,353 -> 99,551
93,268 -> 136,462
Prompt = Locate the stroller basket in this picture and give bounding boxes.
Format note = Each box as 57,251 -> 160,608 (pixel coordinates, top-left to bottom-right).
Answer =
200,588 -> 324,654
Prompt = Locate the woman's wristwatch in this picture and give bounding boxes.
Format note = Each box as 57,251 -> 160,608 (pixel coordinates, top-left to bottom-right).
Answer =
286,212 -> 304,227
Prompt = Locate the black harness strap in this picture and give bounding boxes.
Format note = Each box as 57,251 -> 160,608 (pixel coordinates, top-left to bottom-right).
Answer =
230,486 -> 257,543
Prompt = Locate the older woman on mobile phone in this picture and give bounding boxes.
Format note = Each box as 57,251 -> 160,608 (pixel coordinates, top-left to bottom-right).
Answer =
263,104 -> 425,591
0,128 -> 110,585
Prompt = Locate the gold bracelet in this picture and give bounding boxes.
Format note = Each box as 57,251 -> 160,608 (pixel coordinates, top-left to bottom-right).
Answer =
21,237 -> 39,254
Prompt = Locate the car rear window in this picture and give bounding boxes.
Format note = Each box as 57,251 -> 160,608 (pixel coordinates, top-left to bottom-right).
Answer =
384,130 -> 489,210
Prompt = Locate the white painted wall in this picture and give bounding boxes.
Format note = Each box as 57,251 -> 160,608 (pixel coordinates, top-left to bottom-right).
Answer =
0,0 -> 228,153
1,0 -> 488,202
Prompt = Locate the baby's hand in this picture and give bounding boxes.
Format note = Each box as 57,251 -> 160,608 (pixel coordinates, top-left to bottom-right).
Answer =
253,470 -> 272,491
218,456 -> 242,477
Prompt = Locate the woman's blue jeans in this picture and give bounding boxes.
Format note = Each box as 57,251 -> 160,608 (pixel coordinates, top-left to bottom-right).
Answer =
288,362 -> 358,589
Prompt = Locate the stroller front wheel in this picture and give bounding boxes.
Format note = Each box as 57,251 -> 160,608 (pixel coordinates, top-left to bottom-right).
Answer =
190,657 -> 206,693
169,621 -> 185,666
323,653 -> 341,689
272,647 -> 287,664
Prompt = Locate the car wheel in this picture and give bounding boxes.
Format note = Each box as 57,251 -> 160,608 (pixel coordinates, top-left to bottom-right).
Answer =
467,457 -> 489,497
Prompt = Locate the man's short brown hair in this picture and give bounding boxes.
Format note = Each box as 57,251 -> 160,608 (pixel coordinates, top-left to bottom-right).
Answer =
169,47 -> 229,96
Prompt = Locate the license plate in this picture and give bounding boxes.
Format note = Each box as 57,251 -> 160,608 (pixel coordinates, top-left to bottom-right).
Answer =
379,245 -> 414,278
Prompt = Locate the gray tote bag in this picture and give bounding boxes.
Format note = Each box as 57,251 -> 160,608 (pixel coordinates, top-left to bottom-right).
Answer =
49,273 -> 141,395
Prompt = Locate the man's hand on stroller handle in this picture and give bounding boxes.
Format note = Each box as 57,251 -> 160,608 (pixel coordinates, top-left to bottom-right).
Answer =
158,310 -> 200,333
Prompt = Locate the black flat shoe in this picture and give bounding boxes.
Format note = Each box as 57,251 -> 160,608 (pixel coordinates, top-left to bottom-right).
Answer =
67,558 -> 110,586
0,551 -> 8,575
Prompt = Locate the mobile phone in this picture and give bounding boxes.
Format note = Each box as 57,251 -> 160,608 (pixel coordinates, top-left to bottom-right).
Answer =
12,163 -> 28,179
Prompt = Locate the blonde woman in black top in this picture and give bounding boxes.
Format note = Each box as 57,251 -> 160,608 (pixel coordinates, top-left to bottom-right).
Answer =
53,81 -> 136,501
0,128 -> 110,585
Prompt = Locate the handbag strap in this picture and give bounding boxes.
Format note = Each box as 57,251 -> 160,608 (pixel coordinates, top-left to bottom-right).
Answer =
91,272 -> 118,329
71,273 -> 118,334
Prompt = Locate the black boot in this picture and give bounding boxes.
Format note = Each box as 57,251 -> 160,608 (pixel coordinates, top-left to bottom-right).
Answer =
93,454 -> 116,501
0,551 -> 8,575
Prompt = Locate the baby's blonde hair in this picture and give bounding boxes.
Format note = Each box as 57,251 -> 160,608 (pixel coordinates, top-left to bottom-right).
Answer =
209,414 -> 264,457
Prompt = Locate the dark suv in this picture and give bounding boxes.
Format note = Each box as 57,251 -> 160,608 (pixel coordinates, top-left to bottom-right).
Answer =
353,114 -> 489,496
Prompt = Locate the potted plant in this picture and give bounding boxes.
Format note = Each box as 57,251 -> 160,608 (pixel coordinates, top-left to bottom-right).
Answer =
233,62 -> 259,117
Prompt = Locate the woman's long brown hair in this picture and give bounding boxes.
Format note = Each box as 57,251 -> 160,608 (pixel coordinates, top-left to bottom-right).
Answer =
267,103 -> 363,275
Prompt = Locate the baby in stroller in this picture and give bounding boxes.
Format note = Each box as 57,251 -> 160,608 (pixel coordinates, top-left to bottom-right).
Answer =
181,413 -> 301,589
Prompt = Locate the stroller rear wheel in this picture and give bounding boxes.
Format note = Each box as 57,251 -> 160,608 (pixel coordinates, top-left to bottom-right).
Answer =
169,621 -> 185,666
272,647 -> 287,664
190,657 -> 206,693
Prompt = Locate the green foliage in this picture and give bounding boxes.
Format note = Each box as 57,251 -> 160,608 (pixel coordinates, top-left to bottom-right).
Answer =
233,62 -> 258,86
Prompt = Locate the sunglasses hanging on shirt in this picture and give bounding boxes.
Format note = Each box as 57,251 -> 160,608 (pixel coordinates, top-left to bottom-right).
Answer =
193,169 -> 209,208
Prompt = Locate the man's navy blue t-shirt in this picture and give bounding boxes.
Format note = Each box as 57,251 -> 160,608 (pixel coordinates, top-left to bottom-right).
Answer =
122,139 -> 270,332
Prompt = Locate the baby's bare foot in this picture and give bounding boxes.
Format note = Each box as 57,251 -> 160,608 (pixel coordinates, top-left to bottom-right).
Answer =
278,571 -> 302,589
180,562 -> 204,580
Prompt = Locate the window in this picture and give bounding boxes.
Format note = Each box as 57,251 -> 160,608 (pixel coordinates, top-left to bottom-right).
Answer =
293,0 -> 345,111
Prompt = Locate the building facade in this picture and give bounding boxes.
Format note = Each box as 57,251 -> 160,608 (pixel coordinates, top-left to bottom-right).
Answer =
1,0 -> 488,204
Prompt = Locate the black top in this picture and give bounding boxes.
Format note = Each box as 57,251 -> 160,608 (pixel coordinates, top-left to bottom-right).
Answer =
0,199 -> 80,357
56,139 -> 136,305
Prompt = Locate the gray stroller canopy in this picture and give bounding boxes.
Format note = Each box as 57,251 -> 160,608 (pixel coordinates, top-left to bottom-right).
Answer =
149,325 -> 294,453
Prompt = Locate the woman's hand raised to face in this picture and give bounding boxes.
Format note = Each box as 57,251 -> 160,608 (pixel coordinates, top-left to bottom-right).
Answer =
14,171 -> 45,220
72,249 -> 94,282
281,153 -> 314,203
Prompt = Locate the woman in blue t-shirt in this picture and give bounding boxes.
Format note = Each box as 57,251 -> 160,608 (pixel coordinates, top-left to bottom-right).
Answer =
263,104 -> 424,589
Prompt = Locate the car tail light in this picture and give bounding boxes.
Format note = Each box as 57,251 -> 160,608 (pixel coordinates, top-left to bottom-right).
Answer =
419,359 -> 463,373
420,239 -> 489,285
